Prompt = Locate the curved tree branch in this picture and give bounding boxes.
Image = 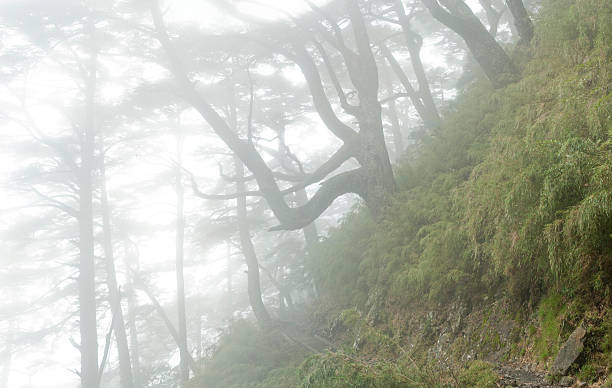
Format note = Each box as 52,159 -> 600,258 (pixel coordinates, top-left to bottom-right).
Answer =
269,168 -> 367,231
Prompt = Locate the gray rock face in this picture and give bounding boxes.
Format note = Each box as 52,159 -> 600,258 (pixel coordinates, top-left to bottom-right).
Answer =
550,326 -> 586,376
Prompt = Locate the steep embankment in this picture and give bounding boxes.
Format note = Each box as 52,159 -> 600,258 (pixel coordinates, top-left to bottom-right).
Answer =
190,1 -> 611,387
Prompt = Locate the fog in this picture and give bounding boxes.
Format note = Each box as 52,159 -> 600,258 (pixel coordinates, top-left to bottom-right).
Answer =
0,0 -> 543,387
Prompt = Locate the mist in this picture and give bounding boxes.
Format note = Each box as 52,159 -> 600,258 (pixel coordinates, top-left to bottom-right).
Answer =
2,0 -> 610,387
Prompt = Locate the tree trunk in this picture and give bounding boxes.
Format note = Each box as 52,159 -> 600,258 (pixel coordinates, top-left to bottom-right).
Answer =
125,283 -> 142,388
380,66 -> 405,161
79,18 -> 98,388
294,189 -> 319,252
226,239 -> 233,320
137,282 -> 199,374
175,131 -> 190,384
392,0 -> 441,130
478,0 -> 503,36
505,0 -> 534,46
235,156 -> 273,326
259,264 -> 294,312
353,96 -> 396,216
346,0 -> 397,215
422,0 -> 519,88
100,146 -> 134,388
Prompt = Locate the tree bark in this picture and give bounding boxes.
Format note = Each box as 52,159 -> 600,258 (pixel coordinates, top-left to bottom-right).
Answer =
79,17 -> 98,388
422,0 -> 519,88
235,156 -> 273,326
505,0 -> 534,46
174,130 -> 190,384
295,189 -> 319,253
380,64 -> 405,161
100,145 -> 134,388
478,0 -> 503,36
125,283 -> 142,388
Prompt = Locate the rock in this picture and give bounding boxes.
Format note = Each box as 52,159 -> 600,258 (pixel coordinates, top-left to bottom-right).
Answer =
551,326 -> 586,376
559,375 -> 575,386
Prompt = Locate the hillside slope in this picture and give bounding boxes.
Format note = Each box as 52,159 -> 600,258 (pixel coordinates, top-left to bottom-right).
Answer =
190,1 -> 611,386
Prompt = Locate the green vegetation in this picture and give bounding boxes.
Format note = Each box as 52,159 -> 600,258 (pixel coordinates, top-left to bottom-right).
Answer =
533,294 -> 564,362
457,360 -> 497,388
188,322 -> 306,388
191,0 -> 611,386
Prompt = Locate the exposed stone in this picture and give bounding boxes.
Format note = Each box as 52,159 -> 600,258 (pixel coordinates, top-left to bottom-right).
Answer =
551,326 -> 586,376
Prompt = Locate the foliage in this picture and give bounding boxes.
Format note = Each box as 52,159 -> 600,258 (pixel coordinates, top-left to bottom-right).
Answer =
192,0 -> 612,385
298,352 -> 414,388
310,0 -> 611,312
188,321 -> 306,388
533,294 -> 564,362
457,360 -> 497,388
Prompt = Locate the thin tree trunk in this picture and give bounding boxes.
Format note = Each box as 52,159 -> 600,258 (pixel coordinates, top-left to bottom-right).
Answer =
294,189 -> 319,253
478,0 -> 503,36
126,283 -> 142,388
259,263 -> 294,311
235,156 -> 272,326
137,282 -> 199,374
100,145 -> 134,388
79,18 -> 98,387
380,66 -> 405,161
392,0 -> 441,130
174,130 -> 189,384
505,0 -> 534,46
226,239 -> 233,320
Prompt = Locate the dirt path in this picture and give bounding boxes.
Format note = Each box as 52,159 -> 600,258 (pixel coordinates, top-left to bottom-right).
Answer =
496,364 -> 552,387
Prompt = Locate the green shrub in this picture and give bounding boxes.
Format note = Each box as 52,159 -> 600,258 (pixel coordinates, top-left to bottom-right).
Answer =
458,360 -> 497,388
188,321 -> 306,388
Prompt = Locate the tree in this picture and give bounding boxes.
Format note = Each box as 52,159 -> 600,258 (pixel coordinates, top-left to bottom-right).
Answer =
421,0 -> 519,88
505,0 -> 534,45
78,17 -> 99,387
149,0 -> 396,231
234,156 -> 273,325
174,126 -> 190,384
370,0 -> 442,132
478,0 -> 504,36
99,139 -> 134,388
